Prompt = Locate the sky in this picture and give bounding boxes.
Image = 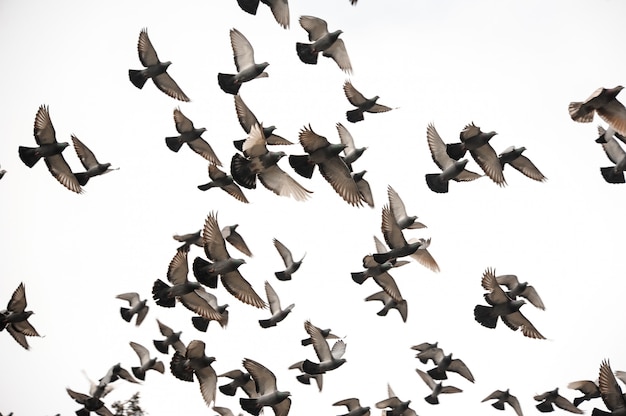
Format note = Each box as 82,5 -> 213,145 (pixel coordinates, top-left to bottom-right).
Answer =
1,0 -> 626,415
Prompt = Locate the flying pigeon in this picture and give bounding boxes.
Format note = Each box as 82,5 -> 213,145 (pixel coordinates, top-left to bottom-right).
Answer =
239,358 -> 291,416
301,319 -> 347,375
165,108 -> 222,166
482,389 -> 524,416
19,105 -> 83,193
387,185 -> 426,230
534,388 -> 582,414
333,398 -> 370,416
296,15 -> 352,73
258,281 -> 294,328
498,146 -> 547,182
288,361 -> 323,391
170,340 -> 217,407
415,368 -> 463,405
567,380 -> 600,407
233,94 -> 293,150
495,274 -> 545,310
569,86 -> 626,136
372,205 -> 422,264
191,290 -> 229,331
153,319 -> 185,355
352,236 -> 409,284
81,370 -> 114,400
218,369 -> 257,397
448,122 -> 504,186
198,164 -> 249,203
128,28 -> 190,101
273,238 -> 305,281
375,384 -> 418,416
596,125 -> 626,144
71,135 -> 117,186
66,388 -> 114,416
98,363 -> 139,387
173,230 -> 203,251
129,341 -> 165,381
365,290 -> 407,322
411,341 -> 439,364
235,0 -> 290,29
420,347 -> 475,383
221,224 -> 253,257
1,282 -> 40,350
336,122 -> 367,167
343,81 -> 393,123
598,127 -> 626,184
115,292 -> 149,326
592,359 -> 626,416
218,28 -> 269,95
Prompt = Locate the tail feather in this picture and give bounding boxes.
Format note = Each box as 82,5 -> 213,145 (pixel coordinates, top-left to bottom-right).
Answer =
301,338 -> 312,346
128,69 -> 149,89
296,43 -> 318,65
346,109 -> 364,123
573,397 -> 584,407
351,272 -> 367,284
601,166 -> 625,184
131,367 -> 145,381
237,0 -> 259,14
591,409 -> 613,416
192,257 -> 218,288
536,401 -> 554,413
492,402 -> 505,410
230,153 -> 257,189
568,101 -> 594,123
426,173 -> 449,193
192,316 -> 210,332
427,367 -> 447,380
153,340 -> 169,354
218,73 -> 241,95
288,154 -> 315,178
165,137 -> 184,153
425,395 -> 439,405
446,143 -> 466,160
152,279 -> 176,308
197,182 -> 216,191
240,398 -> 261,416
74,172 -> 90,186
120,307 -> 132,322
296,374 -> 312,385
18,146 -> 41,168
259,318 -> 273,328
473,304 -> 498,328
233,139 -> 245,152
301,359 -> 322,375
219,382 -> 238,396
275,271 -> 291,281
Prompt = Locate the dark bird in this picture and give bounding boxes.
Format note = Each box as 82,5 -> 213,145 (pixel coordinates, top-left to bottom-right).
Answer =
239,358 -> 291,416
128,28 -> 190,101
236,0 -> 290,29
233,94 -> 293,150
333,398 -> 370,416
598,127 -> 626,184
296,15 -> 352,73
1,282 -> 40,350
170,340 -> 217,407
567,380 -> 600,407
273,238 -> 305,281
372,205 -> 422,264
482,389 -> 524,416
591,359 -> 626,416
415,368 -> 463,405
165,108 -> 222,166
365,290 -> 407,322
534,388 -> 582,414
115,292 -> 149,326
301,319 -> 347,375
495,274 -> 545,310
71,135 -> 117,186
218,28 -> 269,95
376,384 -> 418,416
66,388 -> 114,416
387,185 -> 426,230
569,86 -> 626,136
153,319 -> 185,355
129,341 -> 165,381
173,230 -> 203,251
258,281 -> 294,328
19,105 -> 83,193
498,146 -> 547,182
0,164 -> 5,180
343,81 -> 393,123
411,341 -> 439,364
419,346 -> 475,383
198,164 -> 249,203
351,235 -> 409,285
218,369 -> 257,397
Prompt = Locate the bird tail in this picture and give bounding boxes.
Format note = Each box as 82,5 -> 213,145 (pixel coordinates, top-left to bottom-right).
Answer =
445,143 -> 466,160
427,367 -> 447,380
536,401 -> 554,413
131,367 -> 146,381
128,69 -> 149,89
600,166 -> 625,184
219,382 -> 238,396
372,252 -> 392,264
492,402 -> 505,410
573,397 -> 584,407
425,394 -> 439,405
301,338 -> 312,346
425,174 -> 449,193
288,154 -> 315,178
240,398 -> 262,416
153,340 -> 169,354
237,0 -> 259,14
301,359 -> 322,375
165,136 -> 184,153
346,109 -> 365,123
274,271 -> 291,281
591,409 -> 613,416
568,101 -> 593,123
296,374 -> 312,385
217,73 -> 241,95
170,351 -> 194,382
120,307 -> 133,322
191,316 -> 210,332
296,42 -> 318,65
192,257 -> 218,288
18,146 -> 41,168
76,408 -> 91,416
197,182 -> 217,191
258,318 -> 274,328
233,139 -> 245,152
152,279 -> 176,308
74,172 -> 90,186
473,304 -> 498,328
230,153 -> 257,189
351,271 -> 368,284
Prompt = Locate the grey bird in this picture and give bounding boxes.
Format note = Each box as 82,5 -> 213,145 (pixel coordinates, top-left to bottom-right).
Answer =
239,358 -> 291,416
66,388 -> 114,416
352,236 -> 409,285
236,0 -> 290,29
420,347 -> 475,383
213,406 -> 243,416
222,224 -> 253,257
598,127 -> 626,184
336,122 -> 367,167
301,323 -> 339,346
129,341 -> 165,381
301,319 -> 347,375
333,398 -> 370,416
373,205 -> 422,264
376,384 -> 418,416
592,359 -> 626,416
365,290 -> 407,322
387,185 -> 426,230
128,28 -> 190,102
534,388 -> 583,414
273,238 -> 305,281
165,108 -> 222,166
173,230 -> 203,251
231,123 -> 312,201
258,281 -> 294,328
352,171 -> 374,208
289,360 -> 323,391
218,28 -> 269,95
153,319 -> 185,355
498,146 -> 547,182
411,341 -> 439,364
198,164 -> 249,203
218,369 -> 257,397
233,94 -> 293,151
415,368 -> 463,405
482,389 -> 524,416
170,340 -> 217,407
71,135 -> 117,186
426,122 -> 482,193
567,380 -> 600,407
19,105 -> 83,193
115,292 -> 149,326
296,15 -> 352,73
1,282 -> 40,350
343,81 -> 393,123
449,122 -> 505,186
495,274 -> 545,310
474,268 -> 545,339
569,86 -> 626,136
191,290 -> 229,331
289,124 -> 362,206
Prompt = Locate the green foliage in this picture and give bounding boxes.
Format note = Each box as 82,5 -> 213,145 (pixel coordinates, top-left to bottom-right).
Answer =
112,392 -> 145,416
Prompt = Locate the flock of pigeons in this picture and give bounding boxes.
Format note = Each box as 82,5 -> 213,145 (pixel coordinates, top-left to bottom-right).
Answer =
3,1 -> 626,416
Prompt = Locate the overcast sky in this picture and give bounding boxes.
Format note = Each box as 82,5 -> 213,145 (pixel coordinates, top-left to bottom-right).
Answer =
1,0 -> 626,415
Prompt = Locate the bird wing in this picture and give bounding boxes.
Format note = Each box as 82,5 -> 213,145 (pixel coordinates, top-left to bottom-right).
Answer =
33,105 -> 57,145
502,311 -> 545,339
234,94 -> 258,133
202,213 -> 231,261
469,144 -> 506,186
298,124 -> 331,153
243,358 -> 278,395
167,248 -> 190,285
264,281 -> 282,313
179,290 -> 224,322
129,341 -> 150,365
272,397 -> 291,416
273,238 -> 293,267
509,155 -> 547,181
44,154 -> 83,194
115,292 -> 139,305
494,274 -> 520,290
153,72 -> 190,102
553,395 -> 583,414
330,339 -> 346,360
173,108 -> 194,133
381,205 -> 407,249
258,164 -> 312,201
520,285 -> 545,310
242,123 -> 270,158
508,394 -> 524,416
448,359 -> 475,382
367,103 -> 393,113
137,28 -> 159,67
601,135 -> 626,165
224,228 -> 253,257
7,325 -> 29,349
481,268 -> 510,304
318,156 -> 363,206
7,283 -> 27,312
230,28 -> 256,71
267,0 -> 290,29
336,122 -> 356,155
299,15 -> 329,41
305,320 -> 333,361
597,98 -> 626,137
409,244 -> 440,273
196,364 -> 217,407
156,319 -> 174,336
187,138 -> 222,166
71,135 -> 99,170
598,359 -> 626,412
372,271 -> 404,303
323,39 -> 352,73
343,81 -> 367,106
221,270 -> 267,309
427,123 -> 456,170
416,368 -> 437,390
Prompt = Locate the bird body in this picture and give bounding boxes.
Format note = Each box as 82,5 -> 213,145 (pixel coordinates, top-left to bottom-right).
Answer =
482,389 -> 524,416
569,86 -> 626,136
599,129 -> 626,184
498,146 -> 546,182
165,108 -> 221,165
333,398 -> 370,416
218,28 -> 269,95
343,81 -> 393,123
534,388 -> 583,414
301,320 -> 347,375
198,164 -> 249,203
239,358 -> 291,416
115,292 -> 149,326
153,319 -> 185,355
296,16 -> 352,73
170,340 -> 217,407
129,341 -> 165,380
416,368 -> 463,404
1,283 -> 40,350
71,135 -> 117,186
258,281 -> 294,328
273,238 -> 305,280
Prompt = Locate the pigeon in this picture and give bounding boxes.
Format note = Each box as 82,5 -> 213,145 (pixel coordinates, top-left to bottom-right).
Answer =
98,363 -> 139,387
569,86 -> 626,136
128,28 -> 190,101
365,290 -> 407,322
336,122 -> 367,167
296,15 -> 352,73
218,369 -> 257,397
598,127 -> 626,184
221,224 -> 253,257
153,319 -> 185,355
165,108 -> 222,166
474,268 -> 545,339
448,122 -> 504,186
352,236 -> 410,284
534,388 -> 582,414
592,359 -> 626,416
411,342 -> 439,364
66,388 -> 114,416
273,238 -> 305,281
375,384 -> 418,416
191,290 -> 229,331
372,205 -> 422,264
170,340 -> 217,407
352,171 -> 374,208
420,347 -> 475,383
425,122 -> 482,193
498,146 -> 547,182
218,28 -> 269,95
301,319 -> 347,375
333,398 -> 370,416
258,281 -> 294,328
387,185 -> 426,230
567,380 -> 601,407
495,274 -> 545,310
71,135 -> 117,186
0,164 -> 5,180
115,292 -> 149,326
301,323 -> 339,346
289,124 -> 362,206
1,282 -> 40,350
239,358 -> 291,416
343,81 -> 393,123
482,389 -> 524,416
173,230 -> 203,251
596,125 -> 626,144
198,164 -> 249,203
288,361 -> 323,391
235,0 -> 290,29
19,105 -> 83,193
231,123 -> 312,201
415,368 -> 463,405
213,406 -> 244,416
129,341 -> 165,381
233,94 -> 293,150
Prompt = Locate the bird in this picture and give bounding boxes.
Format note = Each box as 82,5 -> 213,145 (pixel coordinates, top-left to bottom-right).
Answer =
288,360 -> 323,391
343,81 -> 393,123
449,122 -> 505,186
233,94 -> 293,150
598,127 -> 626,184
198,164 -> 249,203
170,340 -> 217,407
482,389 -> 524,416
173,230 -> 203,251
534,388 -> 583,414
129,341 -> 165,381
98,363 -> 139,388
1,282 -> 40,350
333,398 -> 370,416
419,347 -> 475,383
376,383 -> 418,416
415,368 -> 463,404
66,388 -> 114,416
591,359 -> 626,416
411,341 -> 439,364
235,0 -> 290,29
372,205 -> 423,264
128,28 -> 190,101
296,15 -> 352,73
71,135 -> 117,186
569,86 -> 626,136
495,274 -> 545,310
231,123 -> 312,201
425,122 -> 482,193
498,146 -> 547,182
301,319 -> 347,375
336,122 -> 367,167
115,292 -> 149,326
567,380 -> 601,407
474,268 -> 546,339
153,319 -> 185,355
19,105 -> 83,193
190,290 -> 229,331
81,370 -> 114,401
273,238 -> 305,281
387,185 -> 426,230
165,108 -> 222,166
218,369 -> 257,397
596,125 -> 626,144
221,224 -> 253,257
218,28 -> 269,95
364,290 -> 407,322
258,281 -> 294,328
300,323 -> 339,346
239,358 -> 291,416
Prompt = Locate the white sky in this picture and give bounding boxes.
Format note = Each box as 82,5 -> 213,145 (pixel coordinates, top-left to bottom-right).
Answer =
1,0 -> 625,415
